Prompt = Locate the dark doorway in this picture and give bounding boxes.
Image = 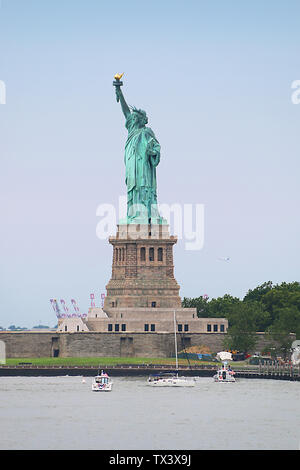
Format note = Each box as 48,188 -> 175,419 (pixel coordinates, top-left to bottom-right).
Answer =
51,337 -> 60,357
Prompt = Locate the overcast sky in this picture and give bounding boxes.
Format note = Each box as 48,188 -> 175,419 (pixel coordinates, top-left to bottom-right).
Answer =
1,0 -> 300,328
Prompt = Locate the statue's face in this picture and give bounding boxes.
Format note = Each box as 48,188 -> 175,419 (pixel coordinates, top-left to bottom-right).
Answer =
133,112 -> 148,127
132,113 -> 139,124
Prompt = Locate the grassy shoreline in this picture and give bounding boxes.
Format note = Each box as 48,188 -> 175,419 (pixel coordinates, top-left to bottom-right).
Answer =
3,357 -> 253,369
4,357 -> 192,367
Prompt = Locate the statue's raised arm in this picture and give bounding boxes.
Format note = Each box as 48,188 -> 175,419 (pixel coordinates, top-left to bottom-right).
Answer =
116,86 -> 131,119
113,73 -> 130,119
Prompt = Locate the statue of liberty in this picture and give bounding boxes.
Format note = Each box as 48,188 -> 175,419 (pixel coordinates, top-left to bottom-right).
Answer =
113,74 -> 164,224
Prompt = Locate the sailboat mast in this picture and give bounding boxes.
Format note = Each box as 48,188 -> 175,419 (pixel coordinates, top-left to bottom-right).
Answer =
173,310 -> 178,371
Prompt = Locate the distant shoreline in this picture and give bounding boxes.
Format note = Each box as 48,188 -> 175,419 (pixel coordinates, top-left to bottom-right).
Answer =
0,364 -> 299,381
0,364 -> 214,377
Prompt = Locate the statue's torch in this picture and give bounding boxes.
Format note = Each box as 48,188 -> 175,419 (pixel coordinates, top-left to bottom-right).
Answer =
113,73 -> 124,102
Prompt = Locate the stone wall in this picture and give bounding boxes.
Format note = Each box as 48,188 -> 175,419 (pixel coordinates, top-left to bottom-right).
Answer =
0,331 -> 274,359
0,332 -> 60,358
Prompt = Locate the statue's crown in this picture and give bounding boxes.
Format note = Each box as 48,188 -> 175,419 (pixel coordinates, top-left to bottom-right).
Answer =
130,106 -> 147,117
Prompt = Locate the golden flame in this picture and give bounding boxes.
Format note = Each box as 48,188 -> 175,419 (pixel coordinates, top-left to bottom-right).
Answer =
114,72 -> 124,81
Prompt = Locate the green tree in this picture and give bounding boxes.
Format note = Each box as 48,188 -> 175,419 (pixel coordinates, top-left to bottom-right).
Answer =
182,296 -> 210,317
223,302 -> 263,352
267,306 -> 300,359
183,281 -> 300,340
262,282 -> 300,324
182,294 -> 241,318
208,295 -> 241,318
243,281 -> 273,303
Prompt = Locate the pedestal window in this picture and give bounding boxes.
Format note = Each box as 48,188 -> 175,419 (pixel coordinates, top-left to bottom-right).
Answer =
149,247 -> 154,261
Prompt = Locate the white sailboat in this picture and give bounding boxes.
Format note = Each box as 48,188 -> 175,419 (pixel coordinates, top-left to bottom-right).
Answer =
147,311 -> 195,387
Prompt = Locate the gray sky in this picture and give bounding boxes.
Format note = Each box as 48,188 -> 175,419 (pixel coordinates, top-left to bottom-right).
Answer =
1,0 -> 300,328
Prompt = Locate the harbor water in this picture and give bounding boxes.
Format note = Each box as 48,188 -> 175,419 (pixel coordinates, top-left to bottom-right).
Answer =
0,375 -> 299,450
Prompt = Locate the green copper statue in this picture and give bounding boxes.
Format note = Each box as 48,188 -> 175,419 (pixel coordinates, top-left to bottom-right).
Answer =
113,73 -> 165,225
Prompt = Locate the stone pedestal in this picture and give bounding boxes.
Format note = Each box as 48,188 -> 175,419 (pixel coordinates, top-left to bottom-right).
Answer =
104,224 -> 182,310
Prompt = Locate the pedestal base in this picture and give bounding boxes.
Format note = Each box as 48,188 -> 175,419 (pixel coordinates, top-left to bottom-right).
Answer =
104,224 -> 182,310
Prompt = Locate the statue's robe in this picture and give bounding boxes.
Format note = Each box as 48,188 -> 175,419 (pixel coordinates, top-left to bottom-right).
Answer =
124,113 -> 161,220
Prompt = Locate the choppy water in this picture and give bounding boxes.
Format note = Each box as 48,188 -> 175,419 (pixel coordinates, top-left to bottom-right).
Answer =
0,375 -> 299,450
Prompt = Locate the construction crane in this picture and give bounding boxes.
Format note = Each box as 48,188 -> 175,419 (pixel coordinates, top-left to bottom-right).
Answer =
50,299 -> 61,318
71,299 -> 80,317
60,299 -> 70,317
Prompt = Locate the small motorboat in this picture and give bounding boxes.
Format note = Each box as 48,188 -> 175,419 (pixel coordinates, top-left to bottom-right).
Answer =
213,351 -> 236,383
92,370 -> 113,391
213,361 -> 236,383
